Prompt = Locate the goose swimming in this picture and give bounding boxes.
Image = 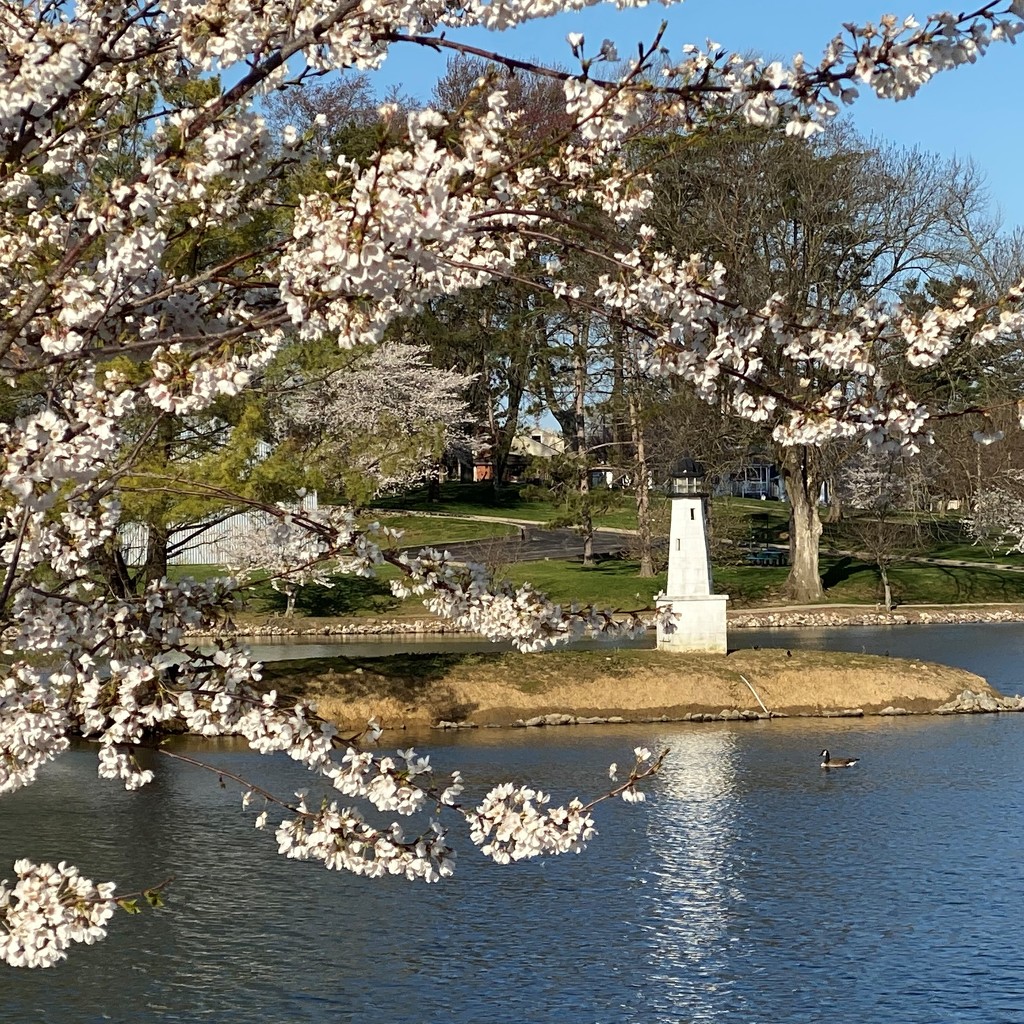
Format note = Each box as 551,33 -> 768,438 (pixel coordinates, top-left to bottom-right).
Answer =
820,748 -> 859,769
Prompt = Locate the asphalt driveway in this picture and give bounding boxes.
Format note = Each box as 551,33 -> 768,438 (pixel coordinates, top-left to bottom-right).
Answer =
415,525 -> 634,564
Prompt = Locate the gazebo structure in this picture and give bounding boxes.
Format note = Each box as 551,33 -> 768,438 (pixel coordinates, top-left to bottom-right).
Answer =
656,457 -> 729,653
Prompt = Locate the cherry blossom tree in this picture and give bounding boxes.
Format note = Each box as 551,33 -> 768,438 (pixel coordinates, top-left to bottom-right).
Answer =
222,502 -> 341,615
283,341 -> 476,504
965,470 -> 1024,552
4,0 -> 1024,968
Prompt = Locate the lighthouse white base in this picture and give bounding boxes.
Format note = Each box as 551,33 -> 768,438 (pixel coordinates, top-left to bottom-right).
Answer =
656,594 -> 729,653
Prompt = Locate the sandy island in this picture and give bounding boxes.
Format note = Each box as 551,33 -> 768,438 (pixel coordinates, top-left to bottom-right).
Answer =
260,647 -> 998,732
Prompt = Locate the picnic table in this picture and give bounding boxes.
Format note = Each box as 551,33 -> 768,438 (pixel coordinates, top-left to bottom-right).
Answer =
744,549 -> 788,567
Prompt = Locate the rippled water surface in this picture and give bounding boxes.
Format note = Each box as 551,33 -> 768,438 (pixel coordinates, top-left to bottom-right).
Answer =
4,711 -> 1024,1024
7,622 -> 1024,1022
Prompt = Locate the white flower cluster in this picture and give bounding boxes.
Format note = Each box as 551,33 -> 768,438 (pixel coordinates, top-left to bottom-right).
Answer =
257,748 -> 460,882
604,243 -> 1024,449
0,669 -> 71,795
392,548 -> 649,651
965,471 -> 1024,553
279,100 -> 527,346
329,747 -> 433,816
646,5 -> 1024,136
0,860 -> 116,969
469,784 -> 595,864
464,747 -> 662,862
223,504 -> 382,613
274,797 -> 457,882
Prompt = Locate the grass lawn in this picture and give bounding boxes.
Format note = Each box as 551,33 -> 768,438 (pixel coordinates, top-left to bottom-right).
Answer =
722,555 -> 1024,607
170,562 -> 418,618
364,513 -> 514,548
505,558 -> 666,612
592,498 -> 661,530
918,541 -> 1023,564
370,481 -> 659,530
173,546 -> 1024,622
816,557 -> 1024,606
501,552 -> 1024,613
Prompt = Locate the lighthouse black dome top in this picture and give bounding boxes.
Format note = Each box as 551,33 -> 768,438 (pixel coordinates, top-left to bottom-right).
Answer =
666,456 -> 708,496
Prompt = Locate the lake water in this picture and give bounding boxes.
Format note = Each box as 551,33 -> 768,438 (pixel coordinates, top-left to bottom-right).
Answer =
234,632 -> 654,663
243,619 -> 1024,695
3,624 -> 1024,1023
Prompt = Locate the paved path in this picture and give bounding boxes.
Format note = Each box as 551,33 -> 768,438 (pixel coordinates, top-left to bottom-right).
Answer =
382,510 -> 639,562
395,512 -> 1024,575
425,524 -> 635,564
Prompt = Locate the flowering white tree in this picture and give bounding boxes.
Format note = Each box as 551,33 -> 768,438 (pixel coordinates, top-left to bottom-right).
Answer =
222,503 -> 350,615
966,470 -> 1024,552
4,0 -> 1024,968
284,341 -> 476,503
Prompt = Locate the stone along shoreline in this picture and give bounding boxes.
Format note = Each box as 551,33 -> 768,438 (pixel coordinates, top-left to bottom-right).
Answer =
209,603 -> 1024,639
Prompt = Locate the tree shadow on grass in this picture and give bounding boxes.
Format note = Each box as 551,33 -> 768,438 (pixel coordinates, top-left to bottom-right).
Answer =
820,556 -> 874,591
297,578 -> 400,617
724,575 -> 786,607
920,565 -> 1024,603
243,577 -> 401,617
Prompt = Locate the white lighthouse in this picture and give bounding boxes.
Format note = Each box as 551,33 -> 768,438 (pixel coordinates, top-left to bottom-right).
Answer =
656,458 -> 729,653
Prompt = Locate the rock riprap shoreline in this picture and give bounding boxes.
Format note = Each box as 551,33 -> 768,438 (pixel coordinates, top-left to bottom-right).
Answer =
729,606 -> 1024,628
200,603 -> 1024,639
430,688 -> 1024,730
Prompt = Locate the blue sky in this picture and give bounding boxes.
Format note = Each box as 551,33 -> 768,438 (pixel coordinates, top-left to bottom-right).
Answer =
373,1 -> 1024,227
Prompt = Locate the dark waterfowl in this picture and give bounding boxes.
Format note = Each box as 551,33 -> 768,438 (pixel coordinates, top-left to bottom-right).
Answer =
820,748 -> 859,769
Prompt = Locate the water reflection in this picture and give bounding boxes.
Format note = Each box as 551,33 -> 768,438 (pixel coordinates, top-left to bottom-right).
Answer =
642,731 -> 741,1021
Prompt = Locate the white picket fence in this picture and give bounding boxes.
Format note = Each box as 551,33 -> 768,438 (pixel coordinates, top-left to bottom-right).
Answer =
119,494 -> 319,567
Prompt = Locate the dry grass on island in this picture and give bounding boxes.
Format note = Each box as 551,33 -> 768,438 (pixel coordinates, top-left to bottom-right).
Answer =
260,647 -> 993,732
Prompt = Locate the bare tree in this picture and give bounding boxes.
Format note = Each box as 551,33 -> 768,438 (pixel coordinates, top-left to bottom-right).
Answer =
647,122 -> 1001,601
840,450 -> 928,610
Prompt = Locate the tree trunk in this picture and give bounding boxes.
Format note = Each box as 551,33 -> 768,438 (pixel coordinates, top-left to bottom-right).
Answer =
573,322 -> 594,567
477,313 -> 530,495
143,415 -> 174,585
780,445 -> 824,601
632,462 -> 654,577
880,564 -> 893,611
824,479 -> 843,523
624,329 -> 654,577
579,496 -> 595,565
110,547 -> 136,598
144,521 -> 169,584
